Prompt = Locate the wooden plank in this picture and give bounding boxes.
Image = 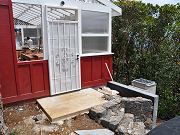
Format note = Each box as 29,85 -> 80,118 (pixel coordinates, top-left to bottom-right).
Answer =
37,88 -> 106,122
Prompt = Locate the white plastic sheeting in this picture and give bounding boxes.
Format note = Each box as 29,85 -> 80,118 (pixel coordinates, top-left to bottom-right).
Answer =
13,3 -> 42,26
12,3 -> 76,26
82,37 -> 108,53
82,10 -> 109,33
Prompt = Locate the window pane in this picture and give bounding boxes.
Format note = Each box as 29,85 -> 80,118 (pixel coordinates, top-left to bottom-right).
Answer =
82,37 -> 108,53
82,10 -> 109,33
24,28 -> 37,37
13,3 -> 43,61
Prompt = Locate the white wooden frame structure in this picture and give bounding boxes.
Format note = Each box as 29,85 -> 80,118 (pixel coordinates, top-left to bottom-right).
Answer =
12,0 -> 122,95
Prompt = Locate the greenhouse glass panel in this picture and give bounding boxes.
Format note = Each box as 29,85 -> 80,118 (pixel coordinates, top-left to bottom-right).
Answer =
82,10 -> 109,33
82,37 -> 108,53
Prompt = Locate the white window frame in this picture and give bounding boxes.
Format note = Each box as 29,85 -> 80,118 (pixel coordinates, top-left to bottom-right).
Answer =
80,9 -> 112,57
13,2 -> 45,61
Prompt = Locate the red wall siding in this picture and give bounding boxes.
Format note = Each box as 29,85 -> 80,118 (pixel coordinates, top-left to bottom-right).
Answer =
2,61 -> 50,104
17,65 -> 32,95
16,61 -> 50,98
92,57 -> 102,81
81,57 -> 92,84
31,63 -> 46,93
81,55 -> 113,88
0,0 -> 9,5
0,1 -> 18,99
0,1 -> 50,104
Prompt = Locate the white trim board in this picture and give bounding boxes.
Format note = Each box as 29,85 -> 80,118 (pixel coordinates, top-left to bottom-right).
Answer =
12,0 -> 122,16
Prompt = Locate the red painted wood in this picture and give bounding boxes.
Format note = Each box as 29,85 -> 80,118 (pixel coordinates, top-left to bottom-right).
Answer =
3,60 -> 50,104
32,64 -> 45,92
81,55 -> 113,88
92,57 -> 102,81
0,0 -> 50,104
0,0 -> 9,5
17,61 -> 50,95
0,3 -> 18,98
81,57 -> 92,86
17,65 -> 32,95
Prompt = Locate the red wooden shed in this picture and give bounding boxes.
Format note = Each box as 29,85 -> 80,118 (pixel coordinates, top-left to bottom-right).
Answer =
0,0 -> 122,104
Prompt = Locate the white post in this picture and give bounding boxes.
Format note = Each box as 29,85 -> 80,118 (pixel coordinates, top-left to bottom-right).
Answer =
108,8 -> 112,53
42,5 -> 47,59
78,8 -> 82,89
21,27 -> 24,45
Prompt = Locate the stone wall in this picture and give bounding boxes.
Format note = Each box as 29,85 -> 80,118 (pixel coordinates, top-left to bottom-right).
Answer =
89,95 -> 153,135
121,97 -> 153,123
0,94 -> 8,135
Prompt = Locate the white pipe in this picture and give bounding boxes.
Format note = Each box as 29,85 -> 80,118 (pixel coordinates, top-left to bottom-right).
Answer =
105,62 -> 113,81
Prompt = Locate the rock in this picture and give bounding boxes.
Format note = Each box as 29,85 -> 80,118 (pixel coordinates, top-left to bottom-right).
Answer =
132,122 -> 145,135
116,114 -> 145,135
52,120 -> 64,126
145,129 -> 150,134
88,95 -> 153,135
98,86 -> 119,96
144,118 -> 153,129
89,105 -> 107,120
18,108 -> 23,111
0,96 -> 9,135
0,125 -> 9,135
100,108 -> 125,131
110,95 -> 122,104
23,116 -> 36,125
100,116 -> 119,131
101,94 -> 112,100
121,97 -> 153,122
116,113 -> 134,135
32,124 -> 59,134
24,113 -> 48,126
65,118 -> 72,127
102,100 -> 119,109
69,132 -> 78,135
35,113 -> 48,124
33,114 -> 42,122
111,90 -> 119,96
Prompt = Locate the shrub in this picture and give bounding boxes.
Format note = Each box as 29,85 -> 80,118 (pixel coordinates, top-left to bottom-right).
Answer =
112,1 -> 180,119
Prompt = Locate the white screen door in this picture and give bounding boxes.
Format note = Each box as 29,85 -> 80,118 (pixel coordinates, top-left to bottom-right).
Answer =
47,16 -> 80,95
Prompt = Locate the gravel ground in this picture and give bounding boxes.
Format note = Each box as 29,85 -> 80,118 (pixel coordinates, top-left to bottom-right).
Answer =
3,101 -> 103,135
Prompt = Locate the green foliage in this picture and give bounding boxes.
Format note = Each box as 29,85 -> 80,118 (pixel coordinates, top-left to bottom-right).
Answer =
112,1 -> 180,119
9,129 -> 24,135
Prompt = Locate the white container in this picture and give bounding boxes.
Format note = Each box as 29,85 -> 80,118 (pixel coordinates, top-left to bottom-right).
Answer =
132,78 -> 156,94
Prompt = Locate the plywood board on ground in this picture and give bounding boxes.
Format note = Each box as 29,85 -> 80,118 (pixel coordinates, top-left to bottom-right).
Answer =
37,88 -> 106,122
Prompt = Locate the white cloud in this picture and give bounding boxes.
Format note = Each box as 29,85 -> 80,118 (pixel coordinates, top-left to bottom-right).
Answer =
141,0 -> 179,5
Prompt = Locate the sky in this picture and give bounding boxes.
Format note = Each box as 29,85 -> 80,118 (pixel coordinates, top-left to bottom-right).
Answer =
141,0 -> 179,5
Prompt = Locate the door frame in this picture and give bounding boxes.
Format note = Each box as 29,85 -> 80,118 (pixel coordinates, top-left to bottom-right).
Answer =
45,5 -> 81,95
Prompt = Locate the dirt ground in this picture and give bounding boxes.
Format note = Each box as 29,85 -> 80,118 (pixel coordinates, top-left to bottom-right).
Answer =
3,101 -> 103,135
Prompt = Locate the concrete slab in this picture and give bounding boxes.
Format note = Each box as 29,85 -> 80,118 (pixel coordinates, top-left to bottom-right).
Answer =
37,88 -> 107,122
74,129 -> 114,135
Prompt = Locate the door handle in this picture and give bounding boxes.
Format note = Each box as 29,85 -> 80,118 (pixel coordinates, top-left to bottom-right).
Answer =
76,54 -> 80,60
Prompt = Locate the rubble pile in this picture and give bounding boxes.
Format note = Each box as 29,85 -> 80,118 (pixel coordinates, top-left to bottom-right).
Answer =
89,88 -> 153,135
0,95 -> 8,135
